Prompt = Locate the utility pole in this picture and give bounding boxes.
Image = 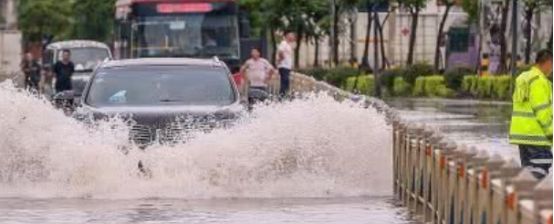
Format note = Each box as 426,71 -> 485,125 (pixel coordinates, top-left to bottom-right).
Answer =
509,0 -> 518,95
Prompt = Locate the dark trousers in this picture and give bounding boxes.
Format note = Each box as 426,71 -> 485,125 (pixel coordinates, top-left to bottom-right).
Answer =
519,145 -> 553,179
278,68 -> 291,97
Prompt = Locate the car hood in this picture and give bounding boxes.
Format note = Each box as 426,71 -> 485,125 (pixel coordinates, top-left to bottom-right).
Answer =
77,104 -> 244,128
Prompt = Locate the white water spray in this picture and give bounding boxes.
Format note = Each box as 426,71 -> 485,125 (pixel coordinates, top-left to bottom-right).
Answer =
0,81 -> 392,199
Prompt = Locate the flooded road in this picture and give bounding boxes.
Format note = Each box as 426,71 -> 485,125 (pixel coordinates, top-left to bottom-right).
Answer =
0,82 -> 421,224
388,98 -> 517,159
0,80 -> 516,224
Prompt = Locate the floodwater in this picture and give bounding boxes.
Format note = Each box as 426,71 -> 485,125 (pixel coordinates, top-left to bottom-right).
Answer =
387,98 -> 517,159
0,82 -> 419,224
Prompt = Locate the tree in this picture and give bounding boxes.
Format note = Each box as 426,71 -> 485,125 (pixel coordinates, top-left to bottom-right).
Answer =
397,0 -> 428,65
434,0 -> 455,72
18,0 -> 72,43
522,0 -> 551,64
331,0 -> 360,65
71,0 -> 116,42
360,0 -> 374,70
498,0 -> 510,73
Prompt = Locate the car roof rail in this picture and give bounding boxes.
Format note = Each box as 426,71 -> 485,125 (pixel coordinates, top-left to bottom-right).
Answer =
212,56 -> 220,62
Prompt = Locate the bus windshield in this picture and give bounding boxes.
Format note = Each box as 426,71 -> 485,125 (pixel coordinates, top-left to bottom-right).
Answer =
132,14 -> 239,58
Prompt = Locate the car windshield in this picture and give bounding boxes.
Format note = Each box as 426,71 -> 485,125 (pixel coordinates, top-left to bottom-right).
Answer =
86,66 -> 235,107
59,47 -> 110,71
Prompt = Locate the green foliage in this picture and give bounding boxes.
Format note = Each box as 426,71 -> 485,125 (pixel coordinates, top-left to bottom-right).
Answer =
380,67 -> 404,92
71,0 -> 116,42
411,75 -> 453,97
402,63 -> 434,84
491,76 -> 512,100
18,0 -> 72,41
324,66 -> 361,87
476,76 -> 494,98
412,76 -> 426,96
345,75 -> 375,96
444,67 -> 475,91
393,77 -> 411,96
300,66 -> 361,87
461,0 -> 479,23
461,75 -> 478,93
297,67 -> 330,81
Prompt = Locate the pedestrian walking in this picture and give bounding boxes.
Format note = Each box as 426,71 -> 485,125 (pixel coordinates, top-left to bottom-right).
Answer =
510,49 -> 553,179
20,52 -> 41,91
240,48 -> 275,104
277,31 -> 295,97
53,49 -> 75,93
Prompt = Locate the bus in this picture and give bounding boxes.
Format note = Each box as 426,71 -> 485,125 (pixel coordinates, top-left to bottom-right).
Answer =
114,0 -> 257,71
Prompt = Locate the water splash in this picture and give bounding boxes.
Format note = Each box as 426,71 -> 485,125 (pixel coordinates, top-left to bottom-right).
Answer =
0,81 -> 392,199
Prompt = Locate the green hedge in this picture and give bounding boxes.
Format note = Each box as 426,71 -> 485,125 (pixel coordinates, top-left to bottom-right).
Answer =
461,75 -> 478,93
393,76 -> 411,96
411,75 -> 454,98
460,75 -> 512,99
345,75 -> 375,96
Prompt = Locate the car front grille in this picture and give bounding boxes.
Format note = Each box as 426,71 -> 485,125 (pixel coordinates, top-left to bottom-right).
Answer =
128,118 -> 231,146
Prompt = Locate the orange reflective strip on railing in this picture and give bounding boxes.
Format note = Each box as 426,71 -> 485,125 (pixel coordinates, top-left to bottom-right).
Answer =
505,192 -> 516,210
440,155 -> 446,170
457,163 -> 465,178
481,169 -> 489,189
425,145 -> 432,156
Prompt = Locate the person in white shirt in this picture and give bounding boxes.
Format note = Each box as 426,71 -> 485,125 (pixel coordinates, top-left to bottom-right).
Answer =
240,48 -> 276,90
277,31 -> 295,96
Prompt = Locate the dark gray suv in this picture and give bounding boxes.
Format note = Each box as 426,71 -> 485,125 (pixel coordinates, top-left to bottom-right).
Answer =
76,58 -> 244,146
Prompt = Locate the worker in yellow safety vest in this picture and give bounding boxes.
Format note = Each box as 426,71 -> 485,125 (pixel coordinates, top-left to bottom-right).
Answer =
509,49 -> 553,179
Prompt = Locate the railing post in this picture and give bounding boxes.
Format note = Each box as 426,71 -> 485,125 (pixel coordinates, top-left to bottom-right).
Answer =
490,159 -> 522,224
477,154 -> 505,224
436,140 -> 456,223
520,174 -> 553,224
410,125 -> 425,214
421,128 -> 436,222
453,145 -> 477,224
505,170 -> 540,224
464,149 -> 490,224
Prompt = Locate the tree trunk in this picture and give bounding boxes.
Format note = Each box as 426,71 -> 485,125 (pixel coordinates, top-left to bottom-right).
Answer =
270,28 -> 277,65
333,3 -> 340,65
361,1 -> 373,70
373,9 -> 379,72
294,28 -> 303,68
373,8 -> 381,97
314,36 -> 320,67
376,11 -> 388,69
407,8 -> 419,65
523,7 -> 534,64
434,4 -> 452,72
498,0 -> 510,74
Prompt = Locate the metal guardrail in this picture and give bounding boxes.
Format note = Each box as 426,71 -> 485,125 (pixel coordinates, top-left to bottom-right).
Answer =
279,72 -> 553,224
390,116 -> 553,224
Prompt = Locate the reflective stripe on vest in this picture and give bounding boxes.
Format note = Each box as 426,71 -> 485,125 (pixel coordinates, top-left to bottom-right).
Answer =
512,111 -> 535,117
533,103 -> 552,112
529,159 -> 554,164
509,134 -> 550,142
